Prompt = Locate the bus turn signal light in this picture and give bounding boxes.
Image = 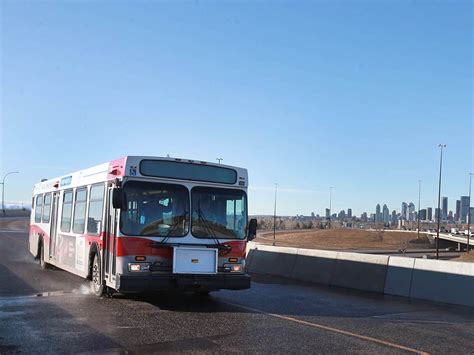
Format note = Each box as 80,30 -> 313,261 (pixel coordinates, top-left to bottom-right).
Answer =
135,256 -> 146,261
223,263 -> 242,273
128,263 -> 150,272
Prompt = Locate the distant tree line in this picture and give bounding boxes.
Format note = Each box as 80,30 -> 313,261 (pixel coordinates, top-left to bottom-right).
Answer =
254,216 -> 327,230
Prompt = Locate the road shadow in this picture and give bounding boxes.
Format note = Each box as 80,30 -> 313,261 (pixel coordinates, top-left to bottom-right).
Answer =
115,289 -> 240,314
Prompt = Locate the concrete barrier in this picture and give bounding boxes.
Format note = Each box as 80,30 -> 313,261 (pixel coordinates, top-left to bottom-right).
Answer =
330,252 -> 389,293
410,258 -> 474,307
384,256 -> 415,297
246,243 -> 474,307
246,244 -> 297,278
291,249 -> 338,285
245,242 -> 257,267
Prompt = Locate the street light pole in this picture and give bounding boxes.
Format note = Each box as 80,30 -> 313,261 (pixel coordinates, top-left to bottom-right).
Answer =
467,173 -> 473,253
216,158 -> 223,164
329,186 -> 333,229
417,180 -> 421,240
1,171 -> 20,216
436,144 -> 446,260
273,183 -> 278,246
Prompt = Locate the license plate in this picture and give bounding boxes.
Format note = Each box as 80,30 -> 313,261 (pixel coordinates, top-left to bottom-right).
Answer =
172,247 -> 218,274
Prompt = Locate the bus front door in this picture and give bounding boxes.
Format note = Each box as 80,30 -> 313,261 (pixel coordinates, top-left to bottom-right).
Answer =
49,192 -> 60,259
104,188 -> 117,285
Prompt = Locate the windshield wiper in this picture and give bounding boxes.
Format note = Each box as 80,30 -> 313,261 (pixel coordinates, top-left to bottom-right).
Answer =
197,208 -> 228,251
154,213 -> 188,245
165,213 -> 187,237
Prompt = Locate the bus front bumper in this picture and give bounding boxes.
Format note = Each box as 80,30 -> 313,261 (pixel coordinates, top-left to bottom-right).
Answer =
115,273 -> 251,293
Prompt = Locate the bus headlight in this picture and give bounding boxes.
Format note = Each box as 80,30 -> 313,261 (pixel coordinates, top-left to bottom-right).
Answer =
128,263 -> 150,272
223,263 -> 243,273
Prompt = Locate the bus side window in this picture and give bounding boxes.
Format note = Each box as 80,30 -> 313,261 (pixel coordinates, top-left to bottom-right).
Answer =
34,195 -> 43,223
87,184 -> 105,235
72,188 -> 88,234
61,190 -> 73,232
42,193 -> 52,223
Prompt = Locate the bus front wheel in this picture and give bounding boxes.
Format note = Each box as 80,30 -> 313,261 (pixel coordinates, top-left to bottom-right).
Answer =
91,254 -> 105,297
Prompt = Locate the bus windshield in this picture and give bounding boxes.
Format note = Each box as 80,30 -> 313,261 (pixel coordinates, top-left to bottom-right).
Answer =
191,187 -> 247,240
121,181 -> 189,237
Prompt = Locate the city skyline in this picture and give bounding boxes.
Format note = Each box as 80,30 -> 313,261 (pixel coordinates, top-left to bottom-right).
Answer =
324,194 -> 473,224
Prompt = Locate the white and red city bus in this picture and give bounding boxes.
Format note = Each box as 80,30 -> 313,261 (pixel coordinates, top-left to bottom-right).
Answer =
29,156 -> 257,296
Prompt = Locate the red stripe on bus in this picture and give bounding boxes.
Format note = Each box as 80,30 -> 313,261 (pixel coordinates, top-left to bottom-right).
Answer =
30,224 -> 247,259
84,234 -> 103,250
30,225 -> 50,243
115,239 -> 247,258
116,237 -> 173,258
219,241 -> 247,258
30,224 -> 105,250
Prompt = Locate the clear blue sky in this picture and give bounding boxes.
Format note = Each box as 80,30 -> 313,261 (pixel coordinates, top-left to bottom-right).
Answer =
1,0 -> 472,216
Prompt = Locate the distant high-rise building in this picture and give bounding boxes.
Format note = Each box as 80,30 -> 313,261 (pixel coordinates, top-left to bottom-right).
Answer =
401,202 -> 408,220
361,212 -> 368,222
382,204 -> 389,224
460,196 -> 470,223
470,207 -> 474,224
419,209 -> 427,221
435,208 -> 441,220
338,210 -> 346,220
427,207 -> 433,221
408,202 -> 415,221
391,210 -> 397,225
347,208 -> 352,219
376,204 -> 381,223
311,212 -> 315,218
370,213 -> 376,222
448,211 -> 453,222
325,208 -> 330,219
442,197 -> 448,220
455,200 -> 461,222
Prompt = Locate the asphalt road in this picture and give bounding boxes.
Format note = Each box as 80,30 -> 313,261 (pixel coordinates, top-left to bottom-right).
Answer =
1,218 -> 474,354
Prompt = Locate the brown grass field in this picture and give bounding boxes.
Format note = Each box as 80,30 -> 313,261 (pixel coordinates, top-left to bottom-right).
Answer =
453,253 -> 474,262
256,228 -> 432,250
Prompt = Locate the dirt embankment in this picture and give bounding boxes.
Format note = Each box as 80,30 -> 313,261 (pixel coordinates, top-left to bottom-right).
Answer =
256,228 -> 432,250
453,253 -> 474,263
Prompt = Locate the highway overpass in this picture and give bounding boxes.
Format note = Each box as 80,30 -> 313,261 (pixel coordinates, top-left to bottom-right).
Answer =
427,232 -> 474,250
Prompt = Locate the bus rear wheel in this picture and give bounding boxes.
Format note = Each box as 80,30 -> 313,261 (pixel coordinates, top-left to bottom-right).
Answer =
91,254 -> 105,297
39,242 -> 48,270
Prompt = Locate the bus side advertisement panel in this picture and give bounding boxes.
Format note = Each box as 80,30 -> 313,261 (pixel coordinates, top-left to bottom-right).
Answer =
58,234 -> 76,269
75,237 -> 86,272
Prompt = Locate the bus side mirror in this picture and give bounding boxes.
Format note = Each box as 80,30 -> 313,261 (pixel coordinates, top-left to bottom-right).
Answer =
112,188 -> 127,211
247,218 -> 257,241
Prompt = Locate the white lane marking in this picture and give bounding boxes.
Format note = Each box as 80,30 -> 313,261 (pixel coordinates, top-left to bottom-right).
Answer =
220,300 -> 429,355
0,230 -> 27,233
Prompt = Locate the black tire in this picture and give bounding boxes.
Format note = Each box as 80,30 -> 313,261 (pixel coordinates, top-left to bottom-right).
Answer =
39,242 -> 48,270
91,253 -> 105,297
